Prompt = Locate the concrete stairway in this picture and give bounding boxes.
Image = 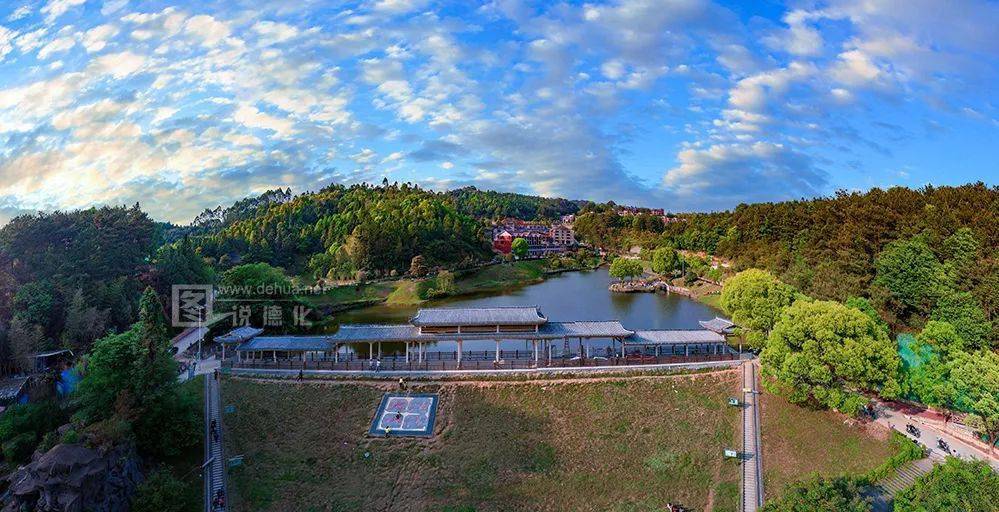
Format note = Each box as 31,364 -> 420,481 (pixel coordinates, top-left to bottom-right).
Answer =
205,376 -> 227,512
866,453 -> 942,512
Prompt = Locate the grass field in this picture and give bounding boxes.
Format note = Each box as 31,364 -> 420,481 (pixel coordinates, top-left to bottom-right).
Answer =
759,391 -> 895,496
222,371 -> 742,512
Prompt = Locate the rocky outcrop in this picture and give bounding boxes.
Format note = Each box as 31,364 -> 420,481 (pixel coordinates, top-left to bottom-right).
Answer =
3,442 -> 143,512
608,279 -> 669,293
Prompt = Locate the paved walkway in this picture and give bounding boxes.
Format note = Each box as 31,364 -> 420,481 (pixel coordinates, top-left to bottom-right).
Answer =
873,402 -> 999,471
741,361 -> 763,512
204,374 -> 227,512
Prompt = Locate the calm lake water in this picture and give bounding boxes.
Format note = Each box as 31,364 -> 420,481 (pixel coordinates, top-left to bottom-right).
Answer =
328,267 -> 721,357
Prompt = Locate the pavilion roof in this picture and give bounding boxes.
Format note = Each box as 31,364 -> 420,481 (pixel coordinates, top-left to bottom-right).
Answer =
625,329 -> 726,345
331,324 -> 422,342
539,321 -> 633,338
410,306 -> 547,326
236,336 -> 331,352
215,326 -> 264,344
698,317 -> 736,334
327,320 -> 632,342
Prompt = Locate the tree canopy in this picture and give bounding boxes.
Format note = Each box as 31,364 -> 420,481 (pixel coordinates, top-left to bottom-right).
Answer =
609,258 -> 643,281
650,247 -> 682,275
721,269 -> 798,350
74,288 -> 198,458
511,238 -> 529,259
893,457 -> 999,511
761,300 -> 901,413
760,475 -> 870,512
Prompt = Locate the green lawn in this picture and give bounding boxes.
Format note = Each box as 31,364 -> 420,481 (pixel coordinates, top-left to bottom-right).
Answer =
304,261 -> 552,310
222,371 -> 742,512
452,260 -> 548,294
759,391 -> 895,497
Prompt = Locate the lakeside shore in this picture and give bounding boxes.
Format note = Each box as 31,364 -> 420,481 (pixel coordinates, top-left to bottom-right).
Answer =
301,259 -> 602,314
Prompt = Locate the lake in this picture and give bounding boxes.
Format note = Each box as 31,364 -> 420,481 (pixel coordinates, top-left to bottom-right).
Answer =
328,267 -> 722,357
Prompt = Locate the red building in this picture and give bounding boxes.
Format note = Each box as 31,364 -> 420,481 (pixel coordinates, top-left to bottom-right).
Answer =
493,230 -> 513,253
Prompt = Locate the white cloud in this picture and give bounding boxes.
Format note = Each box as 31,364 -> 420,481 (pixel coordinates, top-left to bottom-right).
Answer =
37,34 -> 76,59
0,26 -> 15,61
764,10 -> 823,56
663,142 -> 826,202
184,14 -> 232,47
40,0 -> 85,24
90,50 -> 146,78
372,0 -> 429,15
830,49 -> 885,87
7,5 -> 31,22
233,104 -> 296,137
252,21 -> 298,44
15,28 -> 48,53
82,24 -> 119,52
350,148 -> 377,164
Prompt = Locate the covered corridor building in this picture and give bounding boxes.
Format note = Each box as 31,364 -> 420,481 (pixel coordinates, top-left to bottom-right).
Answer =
228,306 -> 737,370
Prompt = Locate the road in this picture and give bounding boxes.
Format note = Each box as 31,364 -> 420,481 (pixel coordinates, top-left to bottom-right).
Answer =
741,361 -> 763,512
874,401 -> 999,471
204,374 -> 227,512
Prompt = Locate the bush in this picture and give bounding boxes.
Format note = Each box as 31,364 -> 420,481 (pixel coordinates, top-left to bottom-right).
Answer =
3,432 -> 38,462
760,474 -> 869,512
0,400 -> 68,463
132,469 -> 198,512
860,431 -> 924,484
893,457 -> 999,511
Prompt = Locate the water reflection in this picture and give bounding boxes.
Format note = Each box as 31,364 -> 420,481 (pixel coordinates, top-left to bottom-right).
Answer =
326,267 -> 720,357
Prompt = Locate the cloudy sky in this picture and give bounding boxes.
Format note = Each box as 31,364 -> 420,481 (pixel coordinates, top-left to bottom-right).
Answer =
0,0 -> 997,224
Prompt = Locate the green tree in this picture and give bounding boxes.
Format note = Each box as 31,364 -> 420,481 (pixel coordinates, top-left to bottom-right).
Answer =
893,457 -> 999,511
845,297 -> 889,336
942,227 -> 979,288
609,258 -> 643,281
721,269 -> 797,350
75,288 -> 198,458
650,247 -> 681,275
761,300 -> 901,412
511,238 -> 529,259
944,350 -> 999,449
873,237 -> 950,319
61,289 -> 109,354
931,292 -> 991,350
761,474 -> 870,512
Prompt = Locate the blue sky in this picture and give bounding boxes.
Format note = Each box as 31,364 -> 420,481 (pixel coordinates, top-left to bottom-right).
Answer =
0,0 -> 996,224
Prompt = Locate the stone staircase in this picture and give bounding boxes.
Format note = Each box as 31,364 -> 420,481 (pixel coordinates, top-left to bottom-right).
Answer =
866,452 -> 943,512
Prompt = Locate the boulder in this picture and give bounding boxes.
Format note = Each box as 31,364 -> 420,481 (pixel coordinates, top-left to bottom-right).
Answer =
3,442 -> 143,512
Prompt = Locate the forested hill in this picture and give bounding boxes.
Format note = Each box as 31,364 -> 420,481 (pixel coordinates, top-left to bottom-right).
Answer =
662,183 -> 997,300
447,186 -> 581,220
194,183 -> 492,279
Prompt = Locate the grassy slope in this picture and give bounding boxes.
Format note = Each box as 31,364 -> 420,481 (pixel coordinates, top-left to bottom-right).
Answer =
759,391 -> 894,497
223,371 -> 741,512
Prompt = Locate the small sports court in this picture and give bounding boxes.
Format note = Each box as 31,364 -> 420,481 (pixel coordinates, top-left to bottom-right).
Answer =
369,393 -> 439,437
